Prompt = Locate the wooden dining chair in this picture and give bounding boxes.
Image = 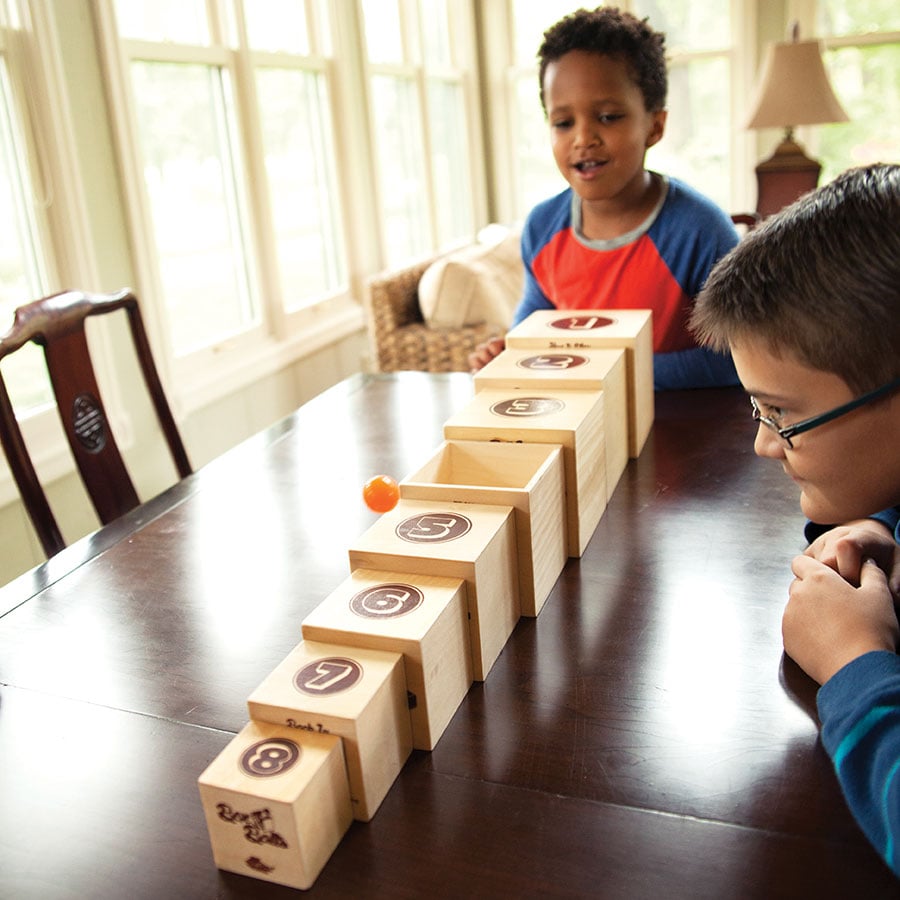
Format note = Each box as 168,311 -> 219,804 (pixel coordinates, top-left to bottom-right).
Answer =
0,288 -> 192,558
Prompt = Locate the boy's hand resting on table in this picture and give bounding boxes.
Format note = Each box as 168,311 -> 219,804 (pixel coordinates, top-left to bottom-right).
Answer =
783,555 -> 899,686
805,519 -> 900,597
468,336 -> 506,373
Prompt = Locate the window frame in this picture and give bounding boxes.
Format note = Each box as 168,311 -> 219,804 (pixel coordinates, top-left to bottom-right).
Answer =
93,0 -> 488,412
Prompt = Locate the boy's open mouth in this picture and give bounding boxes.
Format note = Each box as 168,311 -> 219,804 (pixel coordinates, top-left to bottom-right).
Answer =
574,159 -> 606,172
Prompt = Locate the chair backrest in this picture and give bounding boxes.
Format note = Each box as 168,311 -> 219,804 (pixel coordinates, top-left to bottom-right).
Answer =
0,289 -> 192,557
730,212 -> 762,233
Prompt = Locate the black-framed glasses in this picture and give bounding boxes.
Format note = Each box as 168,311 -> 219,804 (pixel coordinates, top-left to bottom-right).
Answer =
750,376 -> 900,449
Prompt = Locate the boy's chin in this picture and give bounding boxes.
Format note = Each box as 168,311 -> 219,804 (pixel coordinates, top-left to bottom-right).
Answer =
799,489 -> 873,528
798,491 -> 838,527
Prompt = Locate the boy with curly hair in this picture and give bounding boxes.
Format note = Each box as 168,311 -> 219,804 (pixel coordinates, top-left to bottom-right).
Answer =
470,6 -> 739,389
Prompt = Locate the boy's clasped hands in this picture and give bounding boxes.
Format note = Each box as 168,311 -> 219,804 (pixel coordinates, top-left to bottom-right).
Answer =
786,521 -> 900,686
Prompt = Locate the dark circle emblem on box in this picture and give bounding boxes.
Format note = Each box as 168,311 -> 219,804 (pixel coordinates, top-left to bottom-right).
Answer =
350,583 -> 424,618
396,512 -> 472,543
490,396 -> 565,417
551,315 -> 615,330
517,354 -> 588,371
294,657 -> 363,695
240,738 -> 301,778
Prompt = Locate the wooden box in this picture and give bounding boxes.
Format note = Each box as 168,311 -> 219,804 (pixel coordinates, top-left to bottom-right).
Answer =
301,568 -> 472,751
505,309 -> 653,457
473,347 -> 629,498
247,640 -> 411,822
347,498 -> 519,681
443,388 -> 605,558
198,720 -> 351,890
400,440 -> 566,617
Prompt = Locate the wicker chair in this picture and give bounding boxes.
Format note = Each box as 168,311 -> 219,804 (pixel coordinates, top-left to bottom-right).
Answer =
364,255 -> 500,373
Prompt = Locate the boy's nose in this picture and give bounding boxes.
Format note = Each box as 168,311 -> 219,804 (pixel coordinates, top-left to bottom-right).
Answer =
573,121 -> 599,148
753,424 -> 787,459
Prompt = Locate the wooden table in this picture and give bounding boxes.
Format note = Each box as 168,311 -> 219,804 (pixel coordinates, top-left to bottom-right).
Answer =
0,372 -> 895,898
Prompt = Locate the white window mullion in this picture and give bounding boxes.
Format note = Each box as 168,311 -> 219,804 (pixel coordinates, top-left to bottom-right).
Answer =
455,7 -> 489,230
93,1 -> 179,373
226,0 -> 284,340
416,65 -> 440,251
209,61 -> 258,330
733,0 -> 758,214
119,39 -> 228,65
324,4 -> 383,278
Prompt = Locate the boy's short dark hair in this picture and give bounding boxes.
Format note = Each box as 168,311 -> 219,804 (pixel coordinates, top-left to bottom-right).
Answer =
537,6 -> 667,113
690,163 -> 900,393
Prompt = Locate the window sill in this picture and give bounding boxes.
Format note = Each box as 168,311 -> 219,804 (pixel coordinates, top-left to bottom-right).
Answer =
172,302 -> 366,416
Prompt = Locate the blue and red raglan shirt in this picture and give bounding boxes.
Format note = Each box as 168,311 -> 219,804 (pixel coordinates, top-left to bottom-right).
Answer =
513,175 -> 740,389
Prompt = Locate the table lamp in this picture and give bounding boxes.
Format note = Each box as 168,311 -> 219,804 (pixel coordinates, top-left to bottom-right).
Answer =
744,23 -> 849,218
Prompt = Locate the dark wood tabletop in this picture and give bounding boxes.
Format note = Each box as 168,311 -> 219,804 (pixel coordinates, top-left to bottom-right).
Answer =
1,372 -> 895,898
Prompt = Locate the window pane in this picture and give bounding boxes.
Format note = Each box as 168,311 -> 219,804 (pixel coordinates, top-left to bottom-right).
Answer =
633,0 -> 729,51
370,74 -> 429,263
0,60 -> 51,411
813,2 -> 900,182
419,0 -> 451,66
818,43 -> 900,181
427,78 -> 473,244
513,2 -> 578,65
256,68 -> 346,307
513,73 -> 563,218
362,0 -> 404,64
130,61 -> 256,355
648,56 -> 731,211
114,0 -> 210,44
244,0 -> 310,54
816,0 -> 900,36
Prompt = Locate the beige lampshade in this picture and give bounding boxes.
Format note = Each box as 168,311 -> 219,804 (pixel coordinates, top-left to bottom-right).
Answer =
745,39 -> 849,130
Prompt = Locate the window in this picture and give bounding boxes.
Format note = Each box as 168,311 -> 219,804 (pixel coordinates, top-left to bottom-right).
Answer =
97,0 -> 485,397
360,0 -> 481,266
809,0 -> 900,182
104,0 -> 349,364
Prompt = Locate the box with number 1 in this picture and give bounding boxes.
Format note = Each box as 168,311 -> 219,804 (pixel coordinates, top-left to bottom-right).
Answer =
505,309 -> 653,457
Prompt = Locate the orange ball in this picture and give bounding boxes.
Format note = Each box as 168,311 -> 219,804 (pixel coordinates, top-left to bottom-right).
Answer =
363,474 -> 400,512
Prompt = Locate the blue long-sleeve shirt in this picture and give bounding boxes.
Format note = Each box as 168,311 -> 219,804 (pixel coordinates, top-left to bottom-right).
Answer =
818,651 -> 900,874
810,506 -> 900,875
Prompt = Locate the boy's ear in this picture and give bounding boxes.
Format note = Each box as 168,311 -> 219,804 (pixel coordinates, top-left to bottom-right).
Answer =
646,108 -> 667,148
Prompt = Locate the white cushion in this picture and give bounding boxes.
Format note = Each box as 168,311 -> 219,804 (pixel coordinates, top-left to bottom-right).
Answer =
418,226 -> 523,330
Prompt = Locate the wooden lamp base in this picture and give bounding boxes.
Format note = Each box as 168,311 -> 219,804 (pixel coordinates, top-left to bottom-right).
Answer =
755,134 -> 822,218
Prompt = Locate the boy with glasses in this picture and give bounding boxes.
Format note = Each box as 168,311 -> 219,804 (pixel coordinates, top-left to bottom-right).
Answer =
690,162 -> 900,876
